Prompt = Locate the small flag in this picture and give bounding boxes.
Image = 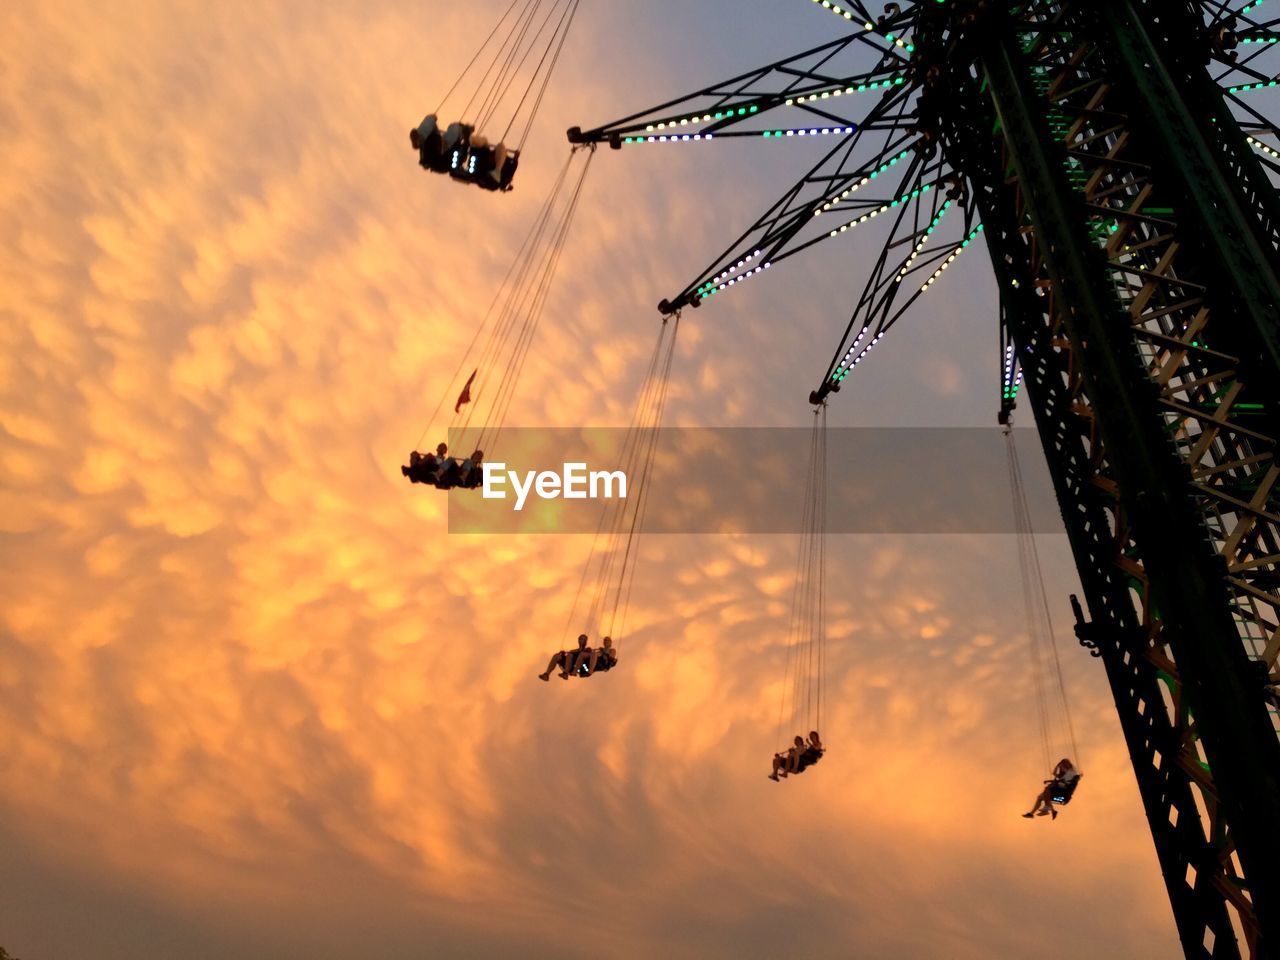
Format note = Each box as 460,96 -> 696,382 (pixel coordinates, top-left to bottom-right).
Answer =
455,369 -> 478,413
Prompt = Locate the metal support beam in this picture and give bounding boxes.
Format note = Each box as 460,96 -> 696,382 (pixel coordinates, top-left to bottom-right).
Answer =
978,12 -> 1280,953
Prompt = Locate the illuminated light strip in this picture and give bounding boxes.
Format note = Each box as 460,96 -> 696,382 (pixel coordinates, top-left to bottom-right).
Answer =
708,250 -> 762,287
1248,134 -> 1280,159
786,77 -> 904,106
831,328 -> 886,383
696,260 -> 773,299
1240,34 -> 1280,43
698,250 -> 765,297
920,224 -> 985,291
1002,343 -> 1024,401
1243,0 -> 1267,13
642,104 -> 760,134
622,133 -> 716,144
833,219 -> 984,383
1003,369 -> 1025,401
762,126 -> 856,138
808,0 -> 916,51
816,150 -> 914,216
833,324 -> 873,376
896,200 -> 952,281
1227,79 -> 1280,92
826,183 -> 935,237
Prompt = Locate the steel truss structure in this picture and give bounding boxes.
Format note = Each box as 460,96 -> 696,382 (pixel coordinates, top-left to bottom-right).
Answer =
572,1 -> 1280,956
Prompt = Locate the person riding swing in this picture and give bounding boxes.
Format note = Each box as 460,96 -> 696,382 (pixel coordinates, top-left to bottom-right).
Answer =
539,634 -> 589,681
403,442 -> 449,484
570,636 -> 617,677
769,731 -> 824,781
1023,758 -> 1081,820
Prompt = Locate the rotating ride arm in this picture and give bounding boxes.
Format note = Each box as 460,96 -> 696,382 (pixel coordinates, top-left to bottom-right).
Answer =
566,29 -> 912,150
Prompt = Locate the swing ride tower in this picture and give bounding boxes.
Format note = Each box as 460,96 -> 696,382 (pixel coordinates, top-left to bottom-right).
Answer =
922,3 -> 1280,957
568,0 -> 1280,955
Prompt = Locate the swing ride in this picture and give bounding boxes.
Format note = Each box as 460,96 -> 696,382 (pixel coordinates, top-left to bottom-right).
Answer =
402,146 -> 595,487
1007,426 -> 1083,817
770,405 -> 828,783
410,0 -> 582,191
409,0 -> 1280,954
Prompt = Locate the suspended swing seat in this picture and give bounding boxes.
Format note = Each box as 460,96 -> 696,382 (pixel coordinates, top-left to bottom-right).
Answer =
795,747 -> 824,773
770,737 -> 825,781
411,117 -> 470,174
412,0 -> 577,193
451,138 -> 520,192
411,117 -> 520,192
768,405 -> 829,785
1048,775 -> 1082,806
1006,426 -> 1085,816
401,451 -> 484,490
574,650 -> 617,677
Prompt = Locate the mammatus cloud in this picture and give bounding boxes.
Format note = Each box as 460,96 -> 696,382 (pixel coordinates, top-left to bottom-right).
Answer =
1,1 -> 1178,958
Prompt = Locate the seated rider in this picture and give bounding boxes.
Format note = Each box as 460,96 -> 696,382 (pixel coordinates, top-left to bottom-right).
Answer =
570,635 -> 617,677
795,730 -> 824,772
402,442 -> 449,483
769,736 -> 808,782
539,634 -> 589,681
410,114 -> 446,172
457,450 -> 485,489
769,732 -> 825,781
402,450 -> 427,482
433,458 -> 462,489
1023,757 -> 1080,820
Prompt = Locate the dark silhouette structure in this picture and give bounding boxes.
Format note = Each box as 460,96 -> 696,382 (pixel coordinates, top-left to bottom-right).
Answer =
571,2 -> 1280,955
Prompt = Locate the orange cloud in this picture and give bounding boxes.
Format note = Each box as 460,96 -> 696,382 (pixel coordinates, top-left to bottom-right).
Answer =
0,2 -> 1180,958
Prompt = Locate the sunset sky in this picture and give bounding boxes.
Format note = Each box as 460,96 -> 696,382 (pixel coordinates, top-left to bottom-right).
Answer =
1,1 -> 1182,957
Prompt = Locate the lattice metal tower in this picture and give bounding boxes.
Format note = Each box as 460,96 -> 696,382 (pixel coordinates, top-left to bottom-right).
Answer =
570,1 -> 1280,955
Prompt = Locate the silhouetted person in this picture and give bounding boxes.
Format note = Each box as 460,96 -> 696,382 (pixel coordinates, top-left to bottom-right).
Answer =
769,735 -> 807,781
570,635 -> 617,677
458,450 -> 485,489
1023,757 -> 1079,820
539,634 -> 589,681
795,730 -> 824,772
769,731 -> 825,781
403,442 -> 449,483
431,442 -> 462,488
